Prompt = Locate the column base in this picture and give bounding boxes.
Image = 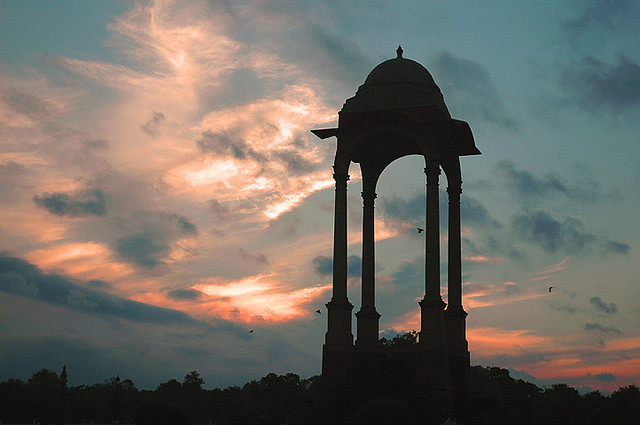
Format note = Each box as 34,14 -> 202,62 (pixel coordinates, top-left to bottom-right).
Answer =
355,306 -> 381,347
325,297 -> 354,347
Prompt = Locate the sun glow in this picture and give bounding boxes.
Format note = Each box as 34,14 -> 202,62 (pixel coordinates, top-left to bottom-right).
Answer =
195,277 -> 331,323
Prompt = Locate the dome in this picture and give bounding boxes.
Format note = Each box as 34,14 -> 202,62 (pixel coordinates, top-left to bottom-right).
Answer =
340,46 -> 450,119
363,46 -> 437,87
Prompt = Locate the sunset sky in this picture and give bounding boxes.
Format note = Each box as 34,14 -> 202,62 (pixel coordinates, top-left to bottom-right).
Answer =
1,0 -> 639,393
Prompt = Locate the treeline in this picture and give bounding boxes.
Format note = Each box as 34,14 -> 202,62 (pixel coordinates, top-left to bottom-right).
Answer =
0,369 -> 316,425
1,366 -> 639,425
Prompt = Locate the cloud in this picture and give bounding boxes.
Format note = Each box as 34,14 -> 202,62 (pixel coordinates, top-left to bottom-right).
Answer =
116,234 -> 171,268
563,0 -> 634,43
461,195 -> 502,228
603,241 -> 630,254
33,188 -> 107,217
313,255 -> 332,275
431,50 -> 518,130
160,213 -> 198,235
167,288 -> 203,301
1,88 -> 52,123
496,160 -> 599,204
590,372 -> 617,382
196,130 -> 264,162
584,322 -> 622,334
589,296 -> 618,314
380,195 -> 424,224
312,255 -> 361,278
237,248 -> 268,264
0,255 -> 199,325
141,111 -> 166,136
560,55 -> 640,113
511,210 -> 596,254
548,301 -> 577,314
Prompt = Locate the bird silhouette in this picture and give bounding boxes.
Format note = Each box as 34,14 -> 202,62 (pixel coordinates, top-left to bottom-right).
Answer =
548,286 -> 555,292
249,329 -> 254,333
416,227 -> 424,233
315,309 -> 321,314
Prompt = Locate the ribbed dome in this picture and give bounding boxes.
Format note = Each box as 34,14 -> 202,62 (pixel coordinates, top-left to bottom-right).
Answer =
340,46 -> 450,118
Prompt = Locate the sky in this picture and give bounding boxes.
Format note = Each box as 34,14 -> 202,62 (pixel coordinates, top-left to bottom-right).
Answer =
1,0 -> 639,393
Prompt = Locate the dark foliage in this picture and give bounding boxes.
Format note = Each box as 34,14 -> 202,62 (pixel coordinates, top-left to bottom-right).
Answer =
0,366 -> 638,424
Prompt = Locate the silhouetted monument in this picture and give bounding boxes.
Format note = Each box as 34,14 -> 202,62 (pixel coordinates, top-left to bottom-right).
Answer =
312,46 -> 480,423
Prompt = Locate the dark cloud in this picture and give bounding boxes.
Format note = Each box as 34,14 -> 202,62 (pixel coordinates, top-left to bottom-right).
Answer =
160,213 -> 198,235
560,55 -> 640,113
237,247 -> 268,264
604,240 -> 630,255
34,188 -> 107,217
83,138 -> 110,150
116,234 -> 170,268
390,260 -> 422,289
0,335 -> 112,386
590,372 -> 617,382
563,0 -> 634,43
312,255 -> 361,278
1,89 -> 51,122
0,255 -> 198,325
589,296 -> 617,314
196,130 -> 265,162
303,25 -> 374,88
313,255 -> 332,275
496,160 -> 599,204
114,213 -> 197,267
380,194 -> 424,223
141,111 -> 165,136
381,191 -> 500,231
0,160 -> 27,174
511,210 -> 596,254
431,50 -> 519,130
461,195 -> 501,228
167,289 -> 203,301
584,322 -> 622,334
548,300 -> 578,314
209,199 -> 232,221
272,149 -> 318,175
88,279 -> 111,289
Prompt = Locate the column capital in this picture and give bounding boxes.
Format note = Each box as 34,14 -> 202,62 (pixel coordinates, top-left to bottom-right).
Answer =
424,165 -> 441,186
333,171 -> 349,182
447,185 -> 462,197
361,190 -> 377,200
424,164 -> 441,176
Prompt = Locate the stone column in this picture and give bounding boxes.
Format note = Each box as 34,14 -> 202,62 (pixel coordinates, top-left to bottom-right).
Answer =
446,184 -> 463,311
445,182 -> 470,392
356,190 -> 380,346
420,164 -> 446,345
325,171 -> 353,347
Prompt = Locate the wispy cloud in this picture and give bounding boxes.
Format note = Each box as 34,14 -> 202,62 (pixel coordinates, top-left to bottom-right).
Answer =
589,296 -> 618,314
584,322 -> 622,334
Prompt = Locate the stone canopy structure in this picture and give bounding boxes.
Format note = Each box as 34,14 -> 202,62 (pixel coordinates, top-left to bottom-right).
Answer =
312,47 -> 481,422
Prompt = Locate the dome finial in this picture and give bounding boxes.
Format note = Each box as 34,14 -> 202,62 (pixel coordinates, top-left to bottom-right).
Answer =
396,45 -> 403,58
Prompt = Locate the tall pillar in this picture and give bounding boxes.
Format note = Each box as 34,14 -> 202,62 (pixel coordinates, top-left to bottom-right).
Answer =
446,184 -> 463,311
420,164 -> 446,345
445,183 -> 470,392
325,171 -> 353,347
356,190 -> 380,346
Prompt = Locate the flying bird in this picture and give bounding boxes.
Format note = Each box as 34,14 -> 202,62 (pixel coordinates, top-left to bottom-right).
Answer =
315,309 -> 321,314
548,286 -> 555,292
416,227 -> 424,233
249,329 -> 254,333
